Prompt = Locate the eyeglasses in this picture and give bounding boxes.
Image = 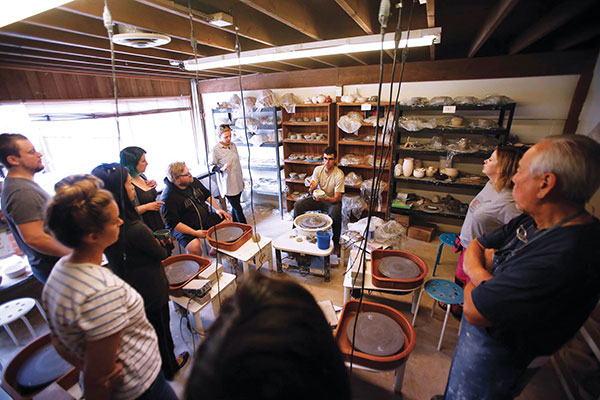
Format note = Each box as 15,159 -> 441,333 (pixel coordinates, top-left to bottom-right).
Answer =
179,172 -> 192,178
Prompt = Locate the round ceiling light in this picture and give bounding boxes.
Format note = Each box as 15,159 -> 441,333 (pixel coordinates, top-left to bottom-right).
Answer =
112,33 -> 171,48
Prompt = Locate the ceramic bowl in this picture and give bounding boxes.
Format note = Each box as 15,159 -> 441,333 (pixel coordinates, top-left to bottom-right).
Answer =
298,173 -> 307,180
303,117 -> 310,122
313,189 -> 325,199
304,134 -> 313,140
413,168 -> 426,178
316,134 -> 326,141
289,172 -> 299,180
443,168 -> 459,178
315,116 -> 322,122
357,97 -> 368,103
426,167 -> 438,177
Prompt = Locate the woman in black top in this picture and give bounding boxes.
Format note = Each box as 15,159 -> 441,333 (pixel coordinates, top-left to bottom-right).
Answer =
120,146 -> 165,233
92,163 -> 188,381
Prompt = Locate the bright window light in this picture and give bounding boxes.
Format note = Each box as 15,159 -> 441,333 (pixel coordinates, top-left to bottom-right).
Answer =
184,28 -> 441,71
0,1 -> 74,28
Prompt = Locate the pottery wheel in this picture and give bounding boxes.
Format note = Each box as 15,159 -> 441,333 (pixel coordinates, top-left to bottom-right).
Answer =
165,260 -> 200,286
209,226 -> 244,242
378,256 -> 421,279
346,312 -> 404,357
16,343 -> 73,389
298,215 -> 327,229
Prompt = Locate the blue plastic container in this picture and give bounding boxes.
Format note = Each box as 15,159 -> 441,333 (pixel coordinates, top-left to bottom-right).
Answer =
316,230 -> 331,250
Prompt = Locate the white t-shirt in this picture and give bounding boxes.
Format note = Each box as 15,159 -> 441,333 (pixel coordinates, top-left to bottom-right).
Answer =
459,182 -> 522,248
42,258 -> 161,400
311,165 -> 345,198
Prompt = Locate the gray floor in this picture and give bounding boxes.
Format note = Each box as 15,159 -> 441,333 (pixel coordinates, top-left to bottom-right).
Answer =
0,204 -> 566,399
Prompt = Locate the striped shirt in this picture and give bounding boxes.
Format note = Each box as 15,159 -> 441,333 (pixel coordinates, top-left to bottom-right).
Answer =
42,257 -> 161,400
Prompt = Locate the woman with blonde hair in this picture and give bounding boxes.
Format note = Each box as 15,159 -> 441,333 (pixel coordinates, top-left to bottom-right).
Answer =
455,146 -> 527,286
42,175 -> 177,400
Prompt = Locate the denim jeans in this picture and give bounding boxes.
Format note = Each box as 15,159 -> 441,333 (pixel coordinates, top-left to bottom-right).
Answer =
444,316 -> 533,400
136,371 -> 178,400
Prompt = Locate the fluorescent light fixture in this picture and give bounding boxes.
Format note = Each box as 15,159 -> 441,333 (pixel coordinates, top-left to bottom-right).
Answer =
184,27 -> 441,71
0,0 -> 74,28
208,12 -> 233,27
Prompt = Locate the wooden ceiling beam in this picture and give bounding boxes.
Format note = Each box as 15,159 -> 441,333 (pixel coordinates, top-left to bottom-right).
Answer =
135,0 -> 307,47
426,0 -> 435,60
0,58 -> 193,80
20,9 -> 212,58
0,23 -> 188,62
60,0 -> 239,52
468,0 -> 519,58
0,36 -> 177,68
554,24 -> 600,51
508,0 -> 596,55
0,49 -> 220,78
239,0 -> 323,40
334,0 -> 375,34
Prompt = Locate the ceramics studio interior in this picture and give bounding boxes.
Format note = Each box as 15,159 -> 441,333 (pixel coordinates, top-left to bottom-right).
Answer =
0,1 -> 599,399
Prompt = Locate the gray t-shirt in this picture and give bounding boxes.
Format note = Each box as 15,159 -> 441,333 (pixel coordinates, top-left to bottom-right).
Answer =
1,177 -> 59,282
459,182 -> 522,248
311,165 -> 345,198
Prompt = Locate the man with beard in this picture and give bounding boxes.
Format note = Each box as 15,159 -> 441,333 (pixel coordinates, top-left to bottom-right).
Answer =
0,134 -> 69,282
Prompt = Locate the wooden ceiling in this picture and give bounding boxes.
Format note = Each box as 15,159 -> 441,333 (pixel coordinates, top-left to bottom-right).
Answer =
0,0 -> 598,81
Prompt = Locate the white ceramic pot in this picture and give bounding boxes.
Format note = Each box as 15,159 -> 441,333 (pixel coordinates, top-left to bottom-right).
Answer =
402,158 -> 414,177
341,94 -> 355,103
413,168 -> 426,178
426,166 -> 438,177
316,94 -> 326,103
394,163 -> 403,178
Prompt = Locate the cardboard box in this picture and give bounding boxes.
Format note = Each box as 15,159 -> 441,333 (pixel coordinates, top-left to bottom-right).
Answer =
407,223 -> 437,242
391,214 -> 410,228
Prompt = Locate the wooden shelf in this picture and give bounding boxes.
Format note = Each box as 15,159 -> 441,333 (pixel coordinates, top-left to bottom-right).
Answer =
397,103 -> 516,111
395,147 -> 493,158
283,139 -> 328,145
390,207 -> 466,220
338,164 -> 391,170
283,122 -> 328,126
339,140 -> 391,147
394,175 -> 487,190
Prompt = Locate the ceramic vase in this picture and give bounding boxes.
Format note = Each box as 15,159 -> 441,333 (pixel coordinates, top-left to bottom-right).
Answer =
402,158 -> 414,177
394,163 -> 403,178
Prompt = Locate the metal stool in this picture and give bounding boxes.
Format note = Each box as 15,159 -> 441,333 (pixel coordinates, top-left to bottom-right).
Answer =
0,298 -> 47,346
432,233 -> 457,276
414,279 -> 464,350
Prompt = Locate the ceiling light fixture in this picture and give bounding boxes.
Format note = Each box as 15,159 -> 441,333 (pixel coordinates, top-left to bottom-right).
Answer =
184,27 -> 441,71
0,0 -> 74,28
208,12 -> 233,27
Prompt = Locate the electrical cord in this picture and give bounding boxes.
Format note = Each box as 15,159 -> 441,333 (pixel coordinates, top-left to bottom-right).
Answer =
348,0 -> 417,374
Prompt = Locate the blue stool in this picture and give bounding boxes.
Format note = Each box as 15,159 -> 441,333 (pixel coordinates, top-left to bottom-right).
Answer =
432,233 -> 457,276
412,279 -> 464,350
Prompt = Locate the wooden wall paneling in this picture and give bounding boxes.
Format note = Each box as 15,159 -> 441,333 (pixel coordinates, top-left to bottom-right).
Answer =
196,50 -> 599,93
24,70 -> 44,99
563,72 -> 593,135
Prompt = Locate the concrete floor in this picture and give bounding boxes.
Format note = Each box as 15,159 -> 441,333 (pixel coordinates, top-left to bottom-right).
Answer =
0,204 -> 567,399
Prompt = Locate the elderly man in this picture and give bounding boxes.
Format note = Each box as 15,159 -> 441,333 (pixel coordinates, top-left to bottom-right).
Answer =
435,135 -> 600,400
161,162 -> 231,256
293,146 -> 344,249
0,134 -> 70,282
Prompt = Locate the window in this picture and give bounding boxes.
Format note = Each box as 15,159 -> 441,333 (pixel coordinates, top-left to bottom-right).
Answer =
0,97 -> 208,194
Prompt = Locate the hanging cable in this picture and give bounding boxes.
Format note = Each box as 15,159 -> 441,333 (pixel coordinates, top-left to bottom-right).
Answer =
187,0 -> 223,305
233,18 -> 264,259
102,0 -> 122,152
348,0 -> 417,373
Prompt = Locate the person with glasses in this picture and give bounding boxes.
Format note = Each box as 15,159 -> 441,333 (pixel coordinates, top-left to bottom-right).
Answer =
92,163 -> 189,381
293,147 -> 344,250
450,146 -> 526,317
161,161 -> 231,256
434,135 -> 600,400
210,124 -> 246,223
0,133 -> 70,282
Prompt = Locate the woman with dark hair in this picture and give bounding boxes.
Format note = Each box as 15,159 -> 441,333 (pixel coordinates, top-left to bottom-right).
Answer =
42,174 -> 177,400
91,163 -> 188,381
185,272 -> 351,400
455,146 -> 526,286
120,146 -> 165,232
